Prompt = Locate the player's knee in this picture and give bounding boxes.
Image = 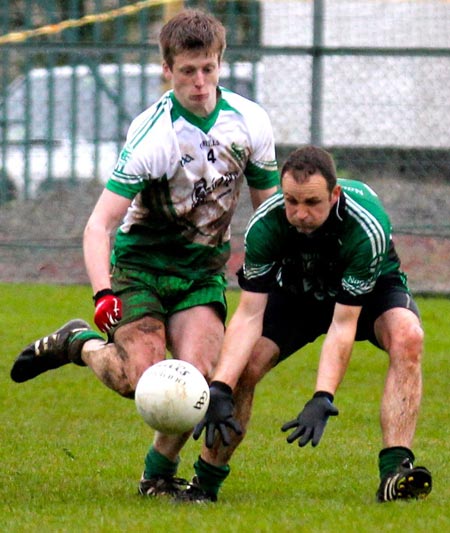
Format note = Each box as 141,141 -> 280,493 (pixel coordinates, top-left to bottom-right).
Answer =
236,366 -> 257,390
404,322 -> 423,357
197,354 -> 220,382
390,322 -> 424,366
239,337 -> 279,387
239,358 -> 269,387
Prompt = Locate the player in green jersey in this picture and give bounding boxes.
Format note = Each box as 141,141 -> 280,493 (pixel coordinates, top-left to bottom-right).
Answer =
193,145 -> 432,503
10,9 -> 279,500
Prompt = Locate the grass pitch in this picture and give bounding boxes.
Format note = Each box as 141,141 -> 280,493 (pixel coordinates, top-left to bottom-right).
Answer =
1,283 -> 448,532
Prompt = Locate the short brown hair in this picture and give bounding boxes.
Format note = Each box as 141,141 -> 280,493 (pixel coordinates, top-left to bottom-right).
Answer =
281,145 -> 337,193
159,9 -> 227,69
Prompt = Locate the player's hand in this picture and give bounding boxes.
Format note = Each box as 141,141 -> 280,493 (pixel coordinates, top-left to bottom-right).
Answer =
281,392 -> 339,447
193,381 -> 242,448
93,289 -> 122,333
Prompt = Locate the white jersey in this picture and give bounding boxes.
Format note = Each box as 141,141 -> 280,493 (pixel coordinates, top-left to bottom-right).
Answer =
107,88 -> 279,278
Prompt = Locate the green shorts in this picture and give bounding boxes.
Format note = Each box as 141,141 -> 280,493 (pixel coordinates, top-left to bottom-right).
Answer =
111,266 -> 228,326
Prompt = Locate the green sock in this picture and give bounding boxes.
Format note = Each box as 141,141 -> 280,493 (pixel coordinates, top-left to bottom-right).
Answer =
71,330 -> 104,344
144,446 -> 179,479
69,330 -> 104,365
194,456 -> 230,497
378,446 -> 415,479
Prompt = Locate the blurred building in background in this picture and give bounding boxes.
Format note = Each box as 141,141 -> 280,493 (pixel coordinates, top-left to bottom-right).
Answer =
0,0 -> 449,291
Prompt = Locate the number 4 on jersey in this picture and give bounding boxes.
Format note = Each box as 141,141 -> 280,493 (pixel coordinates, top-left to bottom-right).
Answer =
207,149 -> 216,163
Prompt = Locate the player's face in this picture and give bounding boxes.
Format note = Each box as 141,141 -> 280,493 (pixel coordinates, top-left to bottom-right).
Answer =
163,50 -> 220,117
282,171 -> 341,234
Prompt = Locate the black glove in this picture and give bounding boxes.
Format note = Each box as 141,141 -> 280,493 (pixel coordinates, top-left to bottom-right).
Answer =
281,392 -> 339,447
192,381 -> 242,448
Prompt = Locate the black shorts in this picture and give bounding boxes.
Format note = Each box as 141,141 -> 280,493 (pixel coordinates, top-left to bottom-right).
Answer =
262,275 -> 420,361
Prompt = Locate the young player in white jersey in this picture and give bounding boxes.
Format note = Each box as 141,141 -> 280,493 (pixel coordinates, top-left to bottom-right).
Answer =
11,9 -> 279,501
109,85 -> 278,277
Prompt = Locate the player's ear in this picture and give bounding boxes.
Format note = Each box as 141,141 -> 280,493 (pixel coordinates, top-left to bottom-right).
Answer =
331,184 -> 341,203
162,61 -> 172,81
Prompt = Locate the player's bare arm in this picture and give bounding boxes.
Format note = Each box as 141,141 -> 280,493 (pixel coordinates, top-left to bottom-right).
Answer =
83,189 -> 132,294
192,290 -> 268,448
315,302 -> 362,395
213,290 -> 268,389
280,302 -> 360,448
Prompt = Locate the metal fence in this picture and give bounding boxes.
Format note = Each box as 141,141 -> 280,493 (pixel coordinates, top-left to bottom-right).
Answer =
0,0 -> 449,291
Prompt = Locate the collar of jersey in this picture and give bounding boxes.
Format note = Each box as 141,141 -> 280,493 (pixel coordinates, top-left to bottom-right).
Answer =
170,91 -> 226,134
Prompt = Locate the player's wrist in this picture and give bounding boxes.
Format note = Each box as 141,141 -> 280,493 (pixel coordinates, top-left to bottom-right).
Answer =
313,390 -> 334,402
93,288 -> 115,304
210,380 -> 233,395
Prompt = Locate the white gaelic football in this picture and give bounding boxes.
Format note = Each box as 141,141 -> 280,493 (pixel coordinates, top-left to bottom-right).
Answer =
135,360 -> 210,434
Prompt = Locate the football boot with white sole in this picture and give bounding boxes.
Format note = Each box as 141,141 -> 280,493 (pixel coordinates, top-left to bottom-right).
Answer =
10,319 -> 90,382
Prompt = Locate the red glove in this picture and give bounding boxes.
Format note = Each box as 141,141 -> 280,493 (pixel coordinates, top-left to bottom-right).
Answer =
93,289 -> 122,333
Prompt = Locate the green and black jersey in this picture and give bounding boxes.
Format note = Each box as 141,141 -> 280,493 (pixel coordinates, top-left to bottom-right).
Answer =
239,179 -> 408,305
105,88 -> 279,279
